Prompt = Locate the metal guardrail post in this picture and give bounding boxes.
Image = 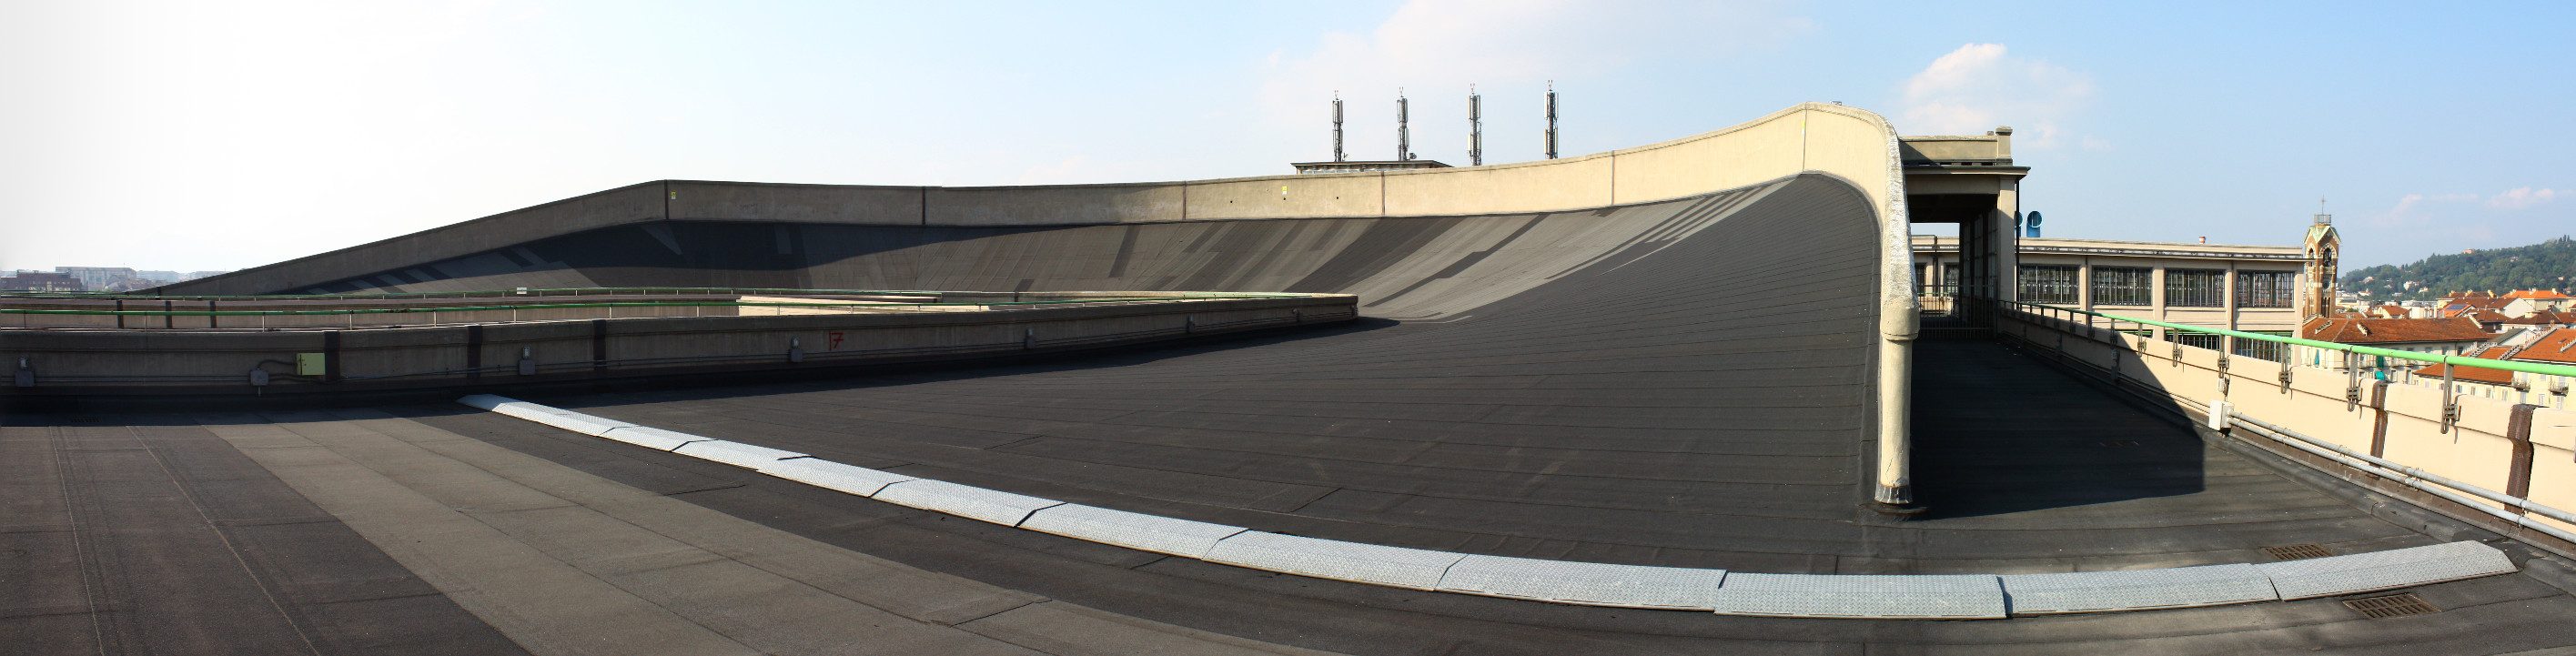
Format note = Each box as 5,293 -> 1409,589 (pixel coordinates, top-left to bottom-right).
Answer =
2440,365 -> 2458,435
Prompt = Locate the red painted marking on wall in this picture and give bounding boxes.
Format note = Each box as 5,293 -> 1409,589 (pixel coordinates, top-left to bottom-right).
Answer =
827,331 -> 845,350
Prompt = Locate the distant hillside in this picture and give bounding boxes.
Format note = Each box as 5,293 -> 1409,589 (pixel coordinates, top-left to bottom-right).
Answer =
2342,236 -> 2576,301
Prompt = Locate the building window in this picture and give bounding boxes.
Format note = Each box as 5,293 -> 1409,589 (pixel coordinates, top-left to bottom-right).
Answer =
2018,265 -> 2079,304
2091,267 -> 2153,306
2236,271 -> 2296,308
2174,332 -> 2223,350
2233,330 -> 2290,362
1933,263 -> 1959,297
2166,268 -> 2227,308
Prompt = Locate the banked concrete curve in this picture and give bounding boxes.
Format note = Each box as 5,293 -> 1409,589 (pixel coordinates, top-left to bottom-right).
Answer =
461,394 -> 2520,621
166,102 -> 1928,504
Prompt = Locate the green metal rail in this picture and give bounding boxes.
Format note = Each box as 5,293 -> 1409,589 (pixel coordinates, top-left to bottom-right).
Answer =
0,295 -> 1316,318
2004,298 -> 2576,379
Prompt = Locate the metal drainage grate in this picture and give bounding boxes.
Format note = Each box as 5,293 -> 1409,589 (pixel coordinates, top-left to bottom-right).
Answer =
2097,440 -> 2140,448
2343,592 -> 2440,619
2263,543 -> 2335,560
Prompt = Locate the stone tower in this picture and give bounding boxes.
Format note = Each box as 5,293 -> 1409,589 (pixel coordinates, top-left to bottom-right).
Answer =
2302,211 -> 2341,318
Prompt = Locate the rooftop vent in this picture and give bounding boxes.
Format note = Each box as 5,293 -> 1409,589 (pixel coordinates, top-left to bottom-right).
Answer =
2343,592 -> 2440,619
2263,543 -> 2335,560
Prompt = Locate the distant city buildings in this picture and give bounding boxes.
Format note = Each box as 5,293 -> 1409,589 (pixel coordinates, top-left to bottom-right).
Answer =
0,271 -> 82,291
1914,234 -> 2317,362
0,267 -> 229,292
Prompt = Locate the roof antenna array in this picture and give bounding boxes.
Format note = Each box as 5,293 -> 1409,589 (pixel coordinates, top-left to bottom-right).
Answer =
1396,88 -> 1412,161
1468,84 -> 1483,167
1544,81 -> 1560,160
1331,91 -> 1345,163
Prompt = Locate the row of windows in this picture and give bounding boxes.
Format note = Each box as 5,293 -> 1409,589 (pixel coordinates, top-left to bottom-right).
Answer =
2007,266 -> 2298,308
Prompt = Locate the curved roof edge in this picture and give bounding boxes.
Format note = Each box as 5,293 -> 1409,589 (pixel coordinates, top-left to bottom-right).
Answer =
162,103 -> 1909,299
462,394 -> 2520,621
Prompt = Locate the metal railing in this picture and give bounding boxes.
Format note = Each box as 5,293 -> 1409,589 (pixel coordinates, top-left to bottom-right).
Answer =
2002,298 -> 2576,379
1985,298 -> 2576,552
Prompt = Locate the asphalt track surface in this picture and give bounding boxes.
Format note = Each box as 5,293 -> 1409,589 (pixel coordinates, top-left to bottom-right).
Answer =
11,176 -> 2576,653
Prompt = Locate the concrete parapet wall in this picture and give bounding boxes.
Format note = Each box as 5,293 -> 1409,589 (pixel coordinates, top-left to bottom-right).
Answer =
1995,309 -> 2576,550
668,180 -> 923,225
1,294 -> 1355,399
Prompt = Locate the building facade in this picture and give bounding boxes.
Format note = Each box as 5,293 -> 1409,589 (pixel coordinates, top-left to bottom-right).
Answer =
1914,235 -> 2316,361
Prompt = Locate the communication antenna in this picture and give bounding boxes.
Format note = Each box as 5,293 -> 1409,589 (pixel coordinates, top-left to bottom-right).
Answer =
1544,81 -> 1559,160
1468,84 -> 1483,167
1396,88 -> 1411,161
1331,91 -> 1345,163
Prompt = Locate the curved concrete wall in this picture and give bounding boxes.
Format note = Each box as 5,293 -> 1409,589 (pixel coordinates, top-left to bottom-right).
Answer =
156,101 -> 1923,502
163,103 -> 1907,298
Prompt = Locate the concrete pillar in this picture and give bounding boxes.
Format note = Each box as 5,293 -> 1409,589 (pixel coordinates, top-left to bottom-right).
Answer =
1993,183 -> 2020,303
1874,194 -> 1923,511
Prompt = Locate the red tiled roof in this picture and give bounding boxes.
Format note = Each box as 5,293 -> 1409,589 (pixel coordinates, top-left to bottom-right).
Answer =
2299,317 -> 2494,344
2516,329 -> 2576,365
2504,288 -> 2572,300
2415,346 -> 2518,385
2497,310 -> 2576,325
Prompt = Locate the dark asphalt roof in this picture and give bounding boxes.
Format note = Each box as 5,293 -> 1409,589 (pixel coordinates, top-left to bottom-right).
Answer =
12,176 -> 2576,653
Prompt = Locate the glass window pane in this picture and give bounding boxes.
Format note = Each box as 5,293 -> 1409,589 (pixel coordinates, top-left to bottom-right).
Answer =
2166,269 -> 2226,308
2017,265 -> 2079,304
2090,267 -> 2152,306
2235,271 -> 2296,308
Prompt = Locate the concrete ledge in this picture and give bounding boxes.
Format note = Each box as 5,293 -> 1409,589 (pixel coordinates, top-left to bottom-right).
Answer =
464,395 -> 2526,621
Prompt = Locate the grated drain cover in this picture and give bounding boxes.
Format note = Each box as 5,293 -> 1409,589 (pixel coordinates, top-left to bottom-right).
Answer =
2263,543 -> 2334,560
2344,592 -> 2440,619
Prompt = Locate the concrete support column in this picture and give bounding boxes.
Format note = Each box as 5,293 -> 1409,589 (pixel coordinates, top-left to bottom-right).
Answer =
1992,184 -> 2020,304
1874,191 -> 1922,510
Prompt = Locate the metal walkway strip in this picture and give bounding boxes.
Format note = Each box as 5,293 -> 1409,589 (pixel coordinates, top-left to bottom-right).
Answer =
463,395 -> 2525,621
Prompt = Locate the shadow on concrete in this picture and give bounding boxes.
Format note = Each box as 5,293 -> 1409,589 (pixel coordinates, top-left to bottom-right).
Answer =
1907,337 -> 2208,520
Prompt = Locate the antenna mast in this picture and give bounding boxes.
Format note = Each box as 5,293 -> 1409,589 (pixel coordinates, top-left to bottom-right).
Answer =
1544,81 -> 1559,160
1468,84 -> 1482,167
1331,92 -> 1345,163
1396,88 -> 1411,161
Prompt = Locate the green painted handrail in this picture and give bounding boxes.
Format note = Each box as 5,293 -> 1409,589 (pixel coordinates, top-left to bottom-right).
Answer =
0,295 -> 1318,318
2004,299 -> 2576,378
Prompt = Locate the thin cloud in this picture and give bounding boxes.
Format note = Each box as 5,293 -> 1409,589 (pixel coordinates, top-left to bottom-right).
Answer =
1898,44 -> 2095,147
2487,187 -> 2560,209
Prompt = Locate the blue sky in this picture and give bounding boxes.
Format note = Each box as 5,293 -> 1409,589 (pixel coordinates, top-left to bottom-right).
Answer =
5,1 -> 2568,272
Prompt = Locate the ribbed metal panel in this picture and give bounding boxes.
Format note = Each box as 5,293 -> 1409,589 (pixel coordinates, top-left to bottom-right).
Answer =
1020,504 -> 1247,559
1438,554 -> 1727,610
2258,541 -> 2517,600
2001,563 -> 2277,615
871,479 -> 1064,527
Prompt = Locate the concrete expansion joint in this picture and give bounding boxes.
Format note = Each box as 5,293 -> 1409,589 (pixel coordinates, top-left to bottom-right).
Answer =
462,394 -> 2528,621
